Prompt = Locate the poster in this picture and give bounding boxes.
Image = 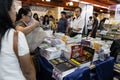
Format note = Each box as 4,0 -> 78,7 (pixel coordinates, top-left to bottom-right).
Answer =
115,4 -> 120,20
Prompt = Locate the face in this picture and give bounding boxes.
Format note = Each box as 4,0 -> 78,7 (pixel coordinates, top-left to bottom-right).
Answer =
22,11 -> 32,23
9,0 -> 16,23
45,17 -> 49,21
40,16 -> 43,21
74,8 -> 81,17
61,13 -> 65,18
34,15 -> 38,19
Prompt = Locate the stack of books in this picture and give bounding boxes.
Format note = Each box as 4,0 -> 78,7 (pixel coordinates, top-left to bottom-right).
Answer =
70,45 -> 95,66
114,64 -> 120,73
49,57 -> 77,79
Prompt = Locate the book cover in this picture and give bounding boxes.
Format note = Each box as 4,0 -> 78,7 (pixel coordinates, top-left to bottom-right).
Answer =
71,46 -> 95,65
71,45 -> 83,59
49,57 -> 67,66
81,40 -> 91,47
55,61 -> 77,72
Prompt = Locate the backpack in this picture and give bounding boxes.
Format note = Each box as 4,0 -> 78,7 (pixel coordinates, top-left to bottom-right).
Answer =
110,39 -> 120,62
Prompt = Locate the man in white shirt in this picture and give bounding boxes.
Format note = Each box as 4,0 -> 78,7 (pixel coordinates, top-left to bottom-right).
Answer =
66,7 -> 84,37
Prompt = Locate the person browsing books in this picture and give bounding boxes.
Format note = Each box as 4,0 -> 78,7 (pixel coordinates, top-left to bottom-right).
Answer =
67,7 -> 84,37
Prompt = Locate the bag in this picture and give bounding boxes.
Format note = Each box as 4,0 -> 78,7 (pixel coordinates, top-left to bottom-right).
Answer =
13,31 -> 26,77
110,39 -> 120,62
26,27 -> 47,52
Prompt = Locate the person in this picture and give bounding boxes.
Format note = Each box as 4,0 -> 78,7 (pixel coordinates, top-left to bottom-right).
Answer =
15,7 -> 39,35
67,7 -> 84,37
49,15 -> 56,30
57,11 -> 68,33
87,16 -> 93,36
39,16 -> 44,27
0,0 -> 36,80
90,13 -> 99,38
33,13 -> 39,22
98,18 -> 108,30
42,15 -> 50,30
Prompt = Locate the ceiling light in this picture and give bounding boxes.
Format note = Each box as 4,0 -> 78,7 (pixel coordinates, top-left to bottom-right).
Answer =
80,1 -> 109,9
46,0 -> 51,2
72,0 -> 79,2
100,10 -> 103,12
69,2 -> 73,6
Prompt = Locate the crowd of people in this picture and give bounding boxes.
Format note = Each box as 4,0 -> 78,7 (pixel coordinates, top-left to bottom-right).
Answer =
0,0 -> 110,80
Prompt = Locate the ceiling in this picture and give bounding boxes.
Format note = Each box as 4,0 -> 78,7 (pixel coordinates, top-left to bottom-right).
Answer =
19,0 -> 118,13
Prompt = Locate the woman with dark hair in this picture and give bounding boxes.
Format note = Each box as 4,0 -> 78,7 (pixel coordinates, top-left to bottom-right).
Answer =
33,13 -> 39,21
42,15 -> 50,30
15,7 -> 39,35
0,0 -> 36,80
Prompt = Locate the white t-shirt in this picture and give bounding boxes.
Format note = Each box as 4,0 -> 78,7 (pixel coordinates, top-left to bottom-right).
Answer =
0,29 -> 29,80
71,16 -> 84,33
87,20 -> 93,30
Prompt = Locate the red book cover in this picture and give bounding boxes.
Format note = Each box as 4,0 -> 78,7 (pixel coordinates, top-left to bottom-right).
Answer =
71,45 -> 83,59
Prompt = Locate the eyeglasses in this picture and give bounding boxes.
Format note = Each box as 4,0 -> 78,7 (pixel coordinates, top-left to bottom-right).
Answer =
26,15 -> 32,18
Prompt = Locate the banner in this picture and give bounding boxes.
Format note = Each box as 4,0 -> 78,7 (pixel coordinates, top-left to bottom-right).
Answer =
115,4 -> 120,20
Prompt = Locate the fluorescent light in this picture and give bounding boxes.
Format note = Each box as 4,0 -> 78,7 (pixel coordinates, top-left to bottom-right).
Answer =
72,0 -> 79,2
80,1 -> 109,9
100,9 -> 103,12
80,1 -> 90,4
94,4 -> 108,9
46,0 -> 51,2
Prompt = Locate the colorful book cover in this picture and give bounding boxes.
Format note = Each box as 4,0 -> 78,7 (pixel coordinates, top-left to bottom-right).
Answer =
71,45 -> 83,59
71,46 -> 95,65
49,57 -> 67,66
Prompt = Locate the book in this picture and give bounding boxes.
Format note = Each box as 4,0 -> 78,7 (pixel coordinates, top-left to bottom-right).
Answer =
81,40 -> 91,47
70,46 -> 95,65
50,57 -> 77,79
49,57 -> 67,66
71,45 -> 83,59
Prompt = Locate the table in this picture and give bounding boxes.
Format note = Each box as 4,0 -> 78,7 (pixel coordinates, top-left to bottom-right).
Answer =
39,52 -> 114,80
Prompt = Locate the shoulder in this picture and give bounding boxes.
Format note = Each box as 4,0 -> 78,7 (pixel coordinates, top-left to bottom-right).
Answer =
15,21 -> 26,27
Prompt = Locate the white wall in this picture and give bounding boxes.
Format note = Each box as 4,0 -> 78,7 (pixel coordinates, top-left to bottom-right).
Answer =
79,3 -> 93,34
15,1 -> 22,13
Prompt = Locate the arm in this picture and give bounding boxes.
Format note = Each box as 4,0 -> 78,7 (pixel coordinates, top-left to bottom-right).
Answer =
19,54 -> 36,80
72,18 -> 84,32
16,20 -> 39,35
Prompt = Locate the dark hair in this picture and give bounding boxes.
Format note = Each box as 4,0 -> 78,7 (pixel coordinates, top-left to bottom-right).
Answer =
94,13 -> 98,17
61,11 -> 66,15
0,0 -> 14,51
89,16 -> 92,19
43,15 -> 49,25
75,7 -> 82,12
49,15 -> 54,19
33,13 -> 39,21
16,7 -> 31,21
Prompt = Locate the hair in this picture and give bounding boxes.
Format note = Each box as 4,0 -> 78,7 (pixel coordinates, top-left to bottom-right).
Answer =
33,13 -> 39,21
89,16 -> 92,19
75,7 -> 82,12
43,15 -> 49,25
94,13 -> 98,17
49,15 -> 54,19
61,11 -> 66,15
0,0 -> 14,51
16,7 -> 31,21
